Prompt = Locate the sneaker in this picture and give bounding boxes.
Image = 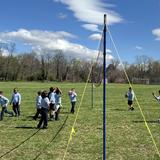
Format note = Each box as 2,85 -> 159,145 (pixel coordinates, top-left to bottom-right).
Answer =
42,126 -> 48,129
33,117 -> 36,120
37,125 -> 41,129
50,118 -> 54,121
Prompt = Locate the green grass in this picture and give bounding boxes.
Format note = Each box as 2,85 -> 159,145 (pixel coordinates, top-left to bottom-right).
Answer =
1,82 -> 160,160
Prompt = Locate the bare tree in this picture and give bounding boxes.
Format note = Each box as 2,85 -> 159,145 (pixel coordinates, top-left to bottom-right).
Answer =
4,42 -> 16,80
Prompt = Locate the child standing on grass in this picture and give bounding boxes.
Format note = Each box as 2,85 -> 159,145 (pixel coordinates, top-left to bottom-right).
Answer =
10,88 -> 21,117
0,91 -> 14,121
48,87 -> 56,120
125,87 -> 135,111
54,87 -> 62,121
37,91 -> 50,129
68,88 -> 77,114
33,91 -> 42,120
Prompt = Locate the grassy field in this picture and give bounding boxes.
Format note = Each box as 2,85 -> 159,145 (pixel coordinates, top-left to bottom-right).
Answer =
0,82 -> 160,160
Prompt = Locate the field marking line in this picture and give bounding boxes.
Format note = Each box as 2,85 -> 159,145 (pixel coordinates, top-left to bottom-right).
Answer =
62,69 -> 92,160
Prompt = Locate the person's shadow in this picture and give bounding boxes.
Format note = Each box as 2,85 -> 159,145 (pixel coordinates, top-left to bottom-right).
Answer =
132,120 -> 159,124
15,126 -> 37,129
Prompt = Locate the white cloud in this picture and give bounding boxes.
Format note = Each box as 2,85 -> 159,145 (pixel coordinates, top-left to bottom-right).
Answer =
0,29 -> 113,61
54,0 -> 123,31
106,49 -> 112,54
82,24 -> 100,32
89,33 -> 102,40
135,45 -> 143,50
58,12 -> 67,19
152,28 -> 160,40
0,48 -> 9,56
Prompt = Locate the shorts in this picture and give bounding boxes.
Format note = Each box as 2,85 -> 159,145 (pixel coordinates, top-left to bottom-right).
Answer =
128,100 -> 133,105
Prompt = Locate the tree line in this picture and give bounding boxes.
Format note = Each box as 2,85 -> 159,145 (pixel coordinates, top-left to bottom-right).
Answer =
0,43 -> 91,82
1,43 -> 160,84
107,55 -> 160,84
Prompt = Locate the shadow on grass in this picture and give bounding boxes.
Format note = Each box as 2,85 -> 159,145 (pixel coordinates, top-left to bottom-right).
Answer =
21,116 -> 41,121
110,108 -> 127,111
26,115 -> 34,118
97,127 -> 103,130
0,128 -> 40,159
26,115 -> 41,119
15,126 -> 37,129
132,120 -> 159,123
60,111 -> 70,114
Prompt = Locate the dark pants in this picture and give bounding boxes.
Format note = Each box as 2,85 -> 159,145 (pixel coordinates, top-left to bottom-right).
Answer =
33,108 -> 41,120
55,108 -> 60,120
0,107 -> 14,120
70,102 -> 76,113
37,108 -> 48,128
12,103 -> 20,116
49,103 -> 55,119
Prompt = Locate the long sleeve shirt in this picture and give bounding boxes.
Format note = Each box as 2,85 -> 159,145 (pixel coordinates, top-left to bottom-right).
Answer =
55,94 -> 61,105
36,95 -> 42,109
69,91 -> 77,102
49,92 -> 55,104
10,92 -> 21,105
41,97 -> 50,109
0,95 -> 9,107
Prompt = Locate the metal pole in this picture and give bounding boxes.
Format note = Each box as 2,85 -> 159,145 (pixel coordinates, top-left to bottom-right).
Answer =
103,14 -> 107,160
92,68 -> 94,108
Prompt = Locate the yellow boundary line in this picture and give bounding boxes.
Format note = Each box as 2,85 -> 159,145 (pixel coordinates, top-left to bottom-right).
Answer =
62,31 -> 104,160
62,62 -> 94,160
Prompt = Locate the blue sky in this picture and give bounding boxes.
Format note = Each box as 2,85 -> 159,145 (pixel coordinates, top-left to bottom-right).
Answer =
0,0 -> 160,63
